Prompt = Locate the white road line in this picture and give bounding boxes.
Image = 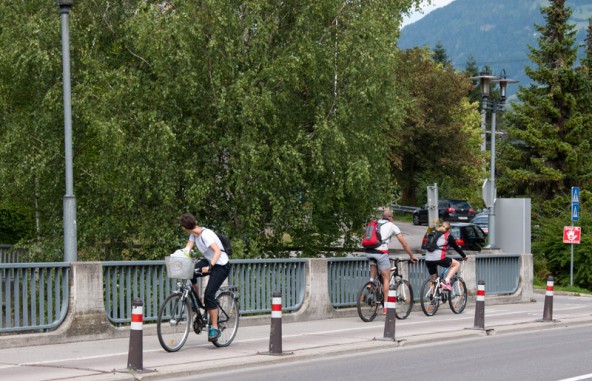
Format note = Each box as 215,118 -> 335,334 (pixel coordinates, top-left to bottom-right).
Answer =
557,373 -> 592,381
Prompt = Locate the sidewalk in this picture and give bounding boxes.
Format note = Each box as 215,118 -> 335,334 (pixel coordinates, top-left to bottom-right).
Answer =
1,293 -> 591,381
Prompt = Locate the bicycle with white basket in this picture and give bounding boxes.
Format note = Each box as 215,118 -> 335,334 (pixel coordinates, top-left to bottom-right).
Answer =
156,255 -> 240,351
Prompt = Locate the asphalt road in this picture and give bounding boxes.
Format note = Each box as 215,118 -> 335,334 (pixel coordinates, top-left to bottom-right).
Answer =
390,220 -> 426,251
179,325 -> 592,381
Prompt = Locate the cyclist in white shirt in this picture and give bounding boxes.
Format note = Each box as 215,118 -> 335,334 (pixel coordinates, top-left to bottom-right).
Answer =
365,209 -> 418,311
179,213 -> 230,342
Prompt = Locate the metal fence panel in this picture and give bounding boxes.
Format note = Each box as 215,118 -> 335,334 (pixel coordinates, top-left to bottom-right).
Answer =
102,259 -> 307,323
476,254 -> 520,295
0,245 -> 27,263
0,263 -> 69,333
102,261 -> 174,324
228,259 -> 306,314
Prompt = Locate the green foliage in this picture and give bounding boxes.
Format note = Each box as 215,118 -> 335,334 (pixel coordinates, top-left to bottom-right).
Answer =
393,47 -> 483,207
531,194 -> 592,289
499,0 -> 592,202
1,0 -> 433,260
0,202 -> 34,244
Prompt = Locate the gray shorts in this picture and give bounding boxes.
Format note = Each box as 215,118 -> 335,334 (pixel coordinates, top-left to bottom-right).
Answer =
365,253 -> 391,271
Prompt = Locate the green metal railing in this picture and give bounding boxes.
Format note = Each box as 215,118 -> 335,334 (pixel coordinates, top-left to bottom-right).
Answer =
1,263 -> 69,333
1,254 -> 521,330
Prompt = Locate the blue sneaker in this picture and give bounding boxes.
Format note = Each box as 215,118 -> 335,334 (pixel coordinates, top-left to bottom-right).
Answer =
208,327 -> 221,342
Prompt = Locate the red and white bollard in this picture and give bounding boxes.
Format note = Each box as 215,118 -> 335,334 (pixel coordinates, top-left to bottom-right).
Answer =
127,299 -> 144,371
473,280 -> 485,330
379,284 -> 397,341
269,291 -> 283,355
542,275 -> 554,322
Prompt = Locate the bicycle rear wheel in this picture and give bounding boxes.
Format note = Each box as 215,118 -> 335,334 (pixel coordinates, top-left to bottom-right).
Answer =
157,293 -> 192,352
449,277 -> 467,314
420,278 -> 440,316
212,291 -> 240,347
394,280 -> 414,320
356,281 -> 380,322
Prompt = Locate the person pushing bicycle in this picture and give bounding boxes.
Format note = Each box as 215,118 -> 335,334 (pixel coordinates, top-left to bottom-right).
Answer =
425,221 -> 467,291
365,209 -> 418,311
178,213 -> 230,342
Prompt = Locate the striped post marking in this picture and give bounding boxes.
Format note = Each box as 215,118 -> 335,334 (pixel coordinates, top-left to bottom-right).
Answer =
127,299 -> 144,371
382,284 -> 397,340
542,276 -> 554,322
473,280 -> 485,330
269,291 -> 283,354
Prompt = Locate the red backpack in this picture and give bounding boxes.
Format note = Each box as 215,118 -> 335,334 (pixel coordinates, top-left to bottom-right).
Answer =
361,220 -> 385,248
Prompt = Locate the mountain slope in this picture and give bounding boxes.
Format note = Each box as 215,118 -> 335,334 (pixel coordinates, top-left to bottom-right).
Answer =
399,0 -> 591,96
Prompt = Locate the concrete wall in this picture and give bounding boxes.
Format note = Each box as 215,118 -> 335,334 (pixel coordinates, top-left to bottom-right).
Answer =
0,254 -> 534,348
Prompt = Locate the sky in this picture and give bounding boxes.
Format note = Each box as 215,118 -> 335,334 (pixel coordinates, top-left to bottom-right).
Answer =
402,0 -> 455,27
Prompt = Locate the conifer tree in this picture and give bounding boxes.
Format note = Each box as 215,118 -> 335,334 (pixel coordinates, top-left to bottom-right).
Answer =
498,0 -> 591,201
432,41 -> 450,65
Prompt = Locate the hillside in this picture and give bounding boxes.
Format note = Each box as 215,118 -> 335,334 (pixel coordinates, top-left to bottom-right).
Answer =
399,0 -> 592,97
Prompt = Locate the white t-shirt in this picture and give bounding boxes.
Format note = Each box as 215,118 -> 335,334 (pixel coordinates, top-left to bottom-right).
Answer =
375,219 -> 402,253
189,228 -> 229,265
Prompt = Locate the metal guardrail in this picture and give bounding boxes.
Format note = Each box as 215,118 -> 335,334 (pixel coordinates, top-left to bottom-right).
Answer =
102,259 -> 307,324
391,204 -> 419,213
102,261 -> 177,324
327,257 -> 431,306
476,254 -> 520,295
327,254 -> 521,307
229,259 -> 306,314
1,255 -> 521,330
0,245 -> 27,263
0,263 -> 70,333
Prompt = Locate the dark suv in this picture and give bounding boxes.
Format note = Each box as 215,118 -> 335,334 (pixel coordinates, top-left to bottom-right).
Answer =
412,199 -> 476,225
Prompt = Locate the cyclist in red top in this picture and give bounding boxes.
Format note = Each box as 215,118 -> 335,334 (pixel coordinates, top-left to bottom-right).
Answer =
424,221 -> 467,290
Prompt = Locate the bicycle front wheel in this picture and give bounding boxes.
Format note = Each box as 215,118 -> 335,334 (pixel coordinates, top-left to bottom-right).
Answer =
157,293 -> 192,352
449,277 -> 468,314
420,278 -> 439,316
356,281 -> 380,322
213,291 -> 240,347
394,280 -> 414,320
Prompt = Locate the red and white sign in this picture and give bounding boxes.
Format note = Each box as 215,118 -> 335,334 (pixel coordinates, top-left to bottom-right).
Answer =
563,226 -> 581,244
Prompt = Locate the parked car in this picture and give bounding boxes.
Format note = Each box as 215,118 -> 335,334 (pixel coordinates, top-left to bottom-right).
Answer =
421,222 -> 487,251
470,213 -> 489,234
412,199 -> 476,225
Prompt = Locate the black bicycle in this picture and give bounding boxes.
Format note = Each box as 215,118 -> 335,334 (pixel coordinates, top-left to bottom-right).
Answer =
419,263 -> 467,316
357,258 -> 414,321
157,259 -> 239,351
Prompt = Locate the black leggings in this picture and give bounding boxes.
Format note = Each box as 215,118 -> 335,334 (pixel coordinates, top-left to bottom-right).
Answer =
191,259 -> 230,310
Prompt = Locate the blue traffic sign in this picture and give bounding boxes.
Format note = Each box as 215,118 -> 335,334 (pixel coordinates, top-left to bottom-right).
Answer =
572,203 -> 580,222
572,187 -> 580,204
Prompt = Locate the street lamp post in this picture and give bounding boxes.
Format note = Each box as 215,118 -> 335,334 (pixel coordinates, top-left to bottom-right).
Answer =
57,0 -> 77,262
470,68 -> 518,249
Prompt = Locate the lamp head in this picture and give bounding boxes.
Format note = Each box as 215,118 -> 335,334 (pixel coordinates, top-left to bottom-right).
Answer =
491,69 -> 518,102
469,67 -> 499,98
57,0 -> 73,6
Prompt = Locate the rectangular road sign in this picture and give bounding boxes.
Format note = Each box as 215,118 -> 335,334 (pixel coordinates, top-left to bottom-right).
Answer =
563,226 -> 581,244
572,187 -> 580,204
572,203 -> 580,222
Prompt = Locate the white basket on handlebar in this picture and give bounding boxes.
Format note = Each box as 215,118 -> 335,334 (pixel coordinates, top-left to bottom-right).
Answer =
165,255 -> 196,279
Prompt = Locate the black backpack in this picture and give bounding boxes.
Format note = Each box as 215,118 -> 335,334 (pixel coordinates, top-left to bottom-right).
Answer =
216,232 -> 233,256
201,230 -> 233,256
425,230 -> 444,252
